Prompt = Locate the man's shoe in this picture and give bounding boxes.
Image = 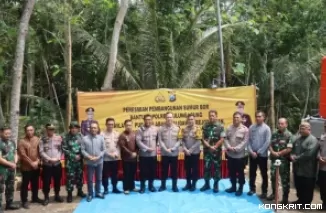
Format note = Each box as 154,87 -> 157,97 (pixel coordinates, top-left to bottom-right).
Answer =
189,181 -> 197,192
139,188 -> 145,194
77,190 -> 87,198
43,198 -> 49,206
132,188 -> 140,192
225,186 -> 236,193
104,189 -> 109,195
149,186 -> 157,192
259,193 -> 267,199
266,193 -> 275,201
124,190 -> 130,195
200,180 -> 210,192
55,195 -> 64,203
95,193 -> 104,199
5,202 -> 20,210
86,195 -> 92,202
172,186 -> 179,192
235,185 -> 243,196
247,190 -> 255,196
112,188 -> 122,194
158,186 -> 166,192
182,181 -> 191,191
22,202 -> 29,209
67,192 -> 73,203
31,198 -> 43,203
213,181 -> 219,193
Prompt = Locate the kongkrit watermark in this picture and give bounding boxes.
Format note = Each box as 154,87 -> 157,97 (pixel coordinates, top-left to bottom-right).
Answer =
259,204 -> 323,210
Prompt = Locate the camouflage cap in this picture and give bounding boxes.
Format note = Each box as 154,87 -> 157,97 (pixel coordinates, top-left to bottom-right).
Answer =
69,121 -> 80,128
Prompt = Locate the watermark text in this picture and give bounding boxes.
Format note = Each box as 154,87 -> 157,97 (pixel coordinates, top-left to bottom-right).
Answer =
259,204 -> 323,210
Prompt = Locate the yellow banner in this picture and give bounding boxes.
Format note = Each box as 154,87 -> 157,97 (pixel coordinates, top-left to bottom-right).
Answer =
77,86 -> 256,132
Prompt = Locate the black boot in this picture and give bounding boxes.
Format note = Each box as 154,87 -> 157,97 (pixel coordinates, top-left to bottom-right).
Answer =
112,185 -> 122,194
5,201 -> 20,210
235,184 -> 243,196
182,179 -> 191,191
200,180 -> 211,191
77,190 -> 87,198
104,187 -> 109,195
213,181 -> 219,193
22,201 -> 30,209
189,180 -> 197,192
149,180 -> 157,192
67,192 -> 73,203
159,180 -> 166,192
140,181 -> 145,194
43,195 -> 49,206
172,179 -> 179,192
225,182 -> 236,193
55,193 -> 64,203
281,193 -> 289,204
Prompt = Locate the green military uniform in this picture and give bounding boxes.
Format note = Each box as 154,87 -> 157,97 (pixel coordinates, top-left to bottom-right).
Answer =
200,121 -> 226,192
0,139 -> 20,210
62,122 -> 86,202
267,129 -> 292,203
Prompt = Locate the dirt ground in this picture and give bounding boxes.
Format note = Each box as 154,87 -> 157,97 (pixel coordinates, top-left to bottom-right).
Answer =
4,164 -> 324,213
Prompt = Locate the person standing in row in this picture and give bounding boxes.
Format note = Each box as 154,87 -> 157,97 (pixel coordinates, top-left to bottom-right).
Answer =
136,115 -> 158,193
81,122 -> 105,202
158,112 -> 181,192
291,122 -> 319,206
267,118 -> 292,204
18,125 -> 43,209
201,110 -> 225,193
224,112 -> 249,196
0,127 -> 20,213
181,114 -> 201,191
118,120 -> 139,195
101,118 -> 121,194
247,111 -> 271,198
318,121 -> 326,211
39,124 -> 64,206
62,121 -> 86,203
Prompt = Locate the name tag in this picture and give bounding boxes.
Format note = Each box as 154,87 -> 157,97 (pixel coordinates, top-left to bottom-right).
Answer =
287,143 -> 293,148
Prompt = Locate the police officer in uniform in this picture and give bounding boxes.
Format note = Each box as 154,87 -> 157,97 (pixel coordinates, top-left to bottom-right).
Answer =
81,107 -> 99,136
62,121 -> 86,203
0,126 -> 20,212
267,118 -> 292,204
39,124 -> 64,205
158,112 -> 181,192
181,114 -> 201,191
200,110 -> 225,193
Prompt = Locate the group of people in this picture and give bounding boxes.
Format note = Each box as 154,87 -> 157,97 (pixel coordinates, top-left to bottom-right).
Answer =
0,106 -> 325,212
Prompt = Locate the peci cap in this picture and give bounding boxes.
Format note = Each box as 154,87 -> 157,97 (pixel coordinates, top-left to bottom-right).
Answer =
69,121 -> 80,128
85,107 -> 95,113
235,101 -> 245,106
45,123 -> 55,130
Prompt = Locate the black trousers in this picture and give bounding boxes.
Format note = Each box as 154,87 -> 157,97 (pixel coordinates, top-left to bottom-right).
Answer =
228,157 -> 245,186
294,174 -> 315,204
249,156 -> 268,193
319,170 -> 326,204
122,161 -> 137,191
161,156 -> 178,180
102,161 -> 118,190
139,156 -> 157,183
21,169 -> 40,203
42,164 -> 62,197
185,154 -> 199,182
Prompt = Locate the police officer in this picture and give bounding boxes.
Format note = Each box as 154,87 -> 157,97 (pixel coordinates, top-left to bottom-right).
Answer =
0,126 -> 20,212
136,114 -> 158,193
267,118 -> 292,204
81,107 -> 99,136
181,114 -> 201,191
62,121 -> 86,203
224,112 -> 249,196
200,110 -> 225,193
158,112 -> 181,192
39,124 -> 64,205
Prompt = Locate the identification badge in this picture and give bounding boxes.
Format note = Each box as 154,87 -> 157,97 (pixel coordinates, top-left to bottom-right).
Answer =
279,140 -> 286,144
287,143 -> 293,148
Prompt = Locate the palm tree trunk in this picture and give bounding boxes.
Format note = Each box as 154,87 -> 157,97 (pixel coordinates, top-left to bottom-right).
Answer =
102,0 -> 129,90
0,92 -> 5,126
10,0 -> 36,143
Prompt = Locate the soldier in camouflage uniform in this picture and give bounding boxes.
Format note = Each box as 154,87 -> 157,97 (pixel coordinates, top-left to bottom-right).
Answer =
200,110 -> 226,193
0,126 -> 20,212
267,118 -> 293,204
62,121 -> 86,203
